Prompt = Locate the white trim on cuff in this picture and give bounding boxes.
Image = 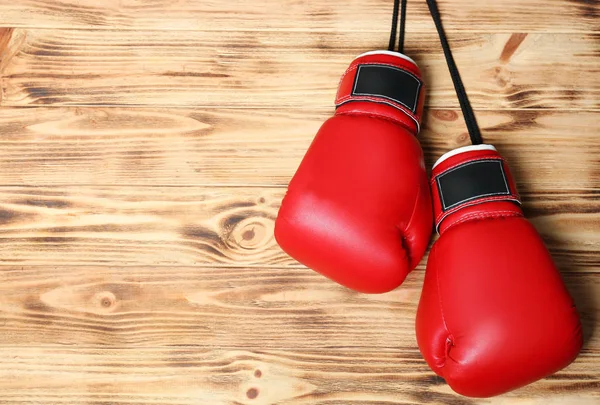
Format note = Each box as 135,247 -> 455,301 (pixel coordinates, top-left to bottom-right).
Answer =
433,144 -> 497,169
353,50 -> 418,67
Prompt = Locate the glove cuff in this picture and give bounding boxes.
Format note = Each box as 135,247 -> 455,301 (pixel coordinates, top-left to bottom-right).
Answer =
334,50 -> 425,134
431,144 -> 522,234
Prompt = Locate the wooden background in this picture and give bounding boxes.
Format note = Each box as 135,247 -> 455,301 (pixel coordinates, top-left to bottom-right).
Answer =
0,0 -> 598,404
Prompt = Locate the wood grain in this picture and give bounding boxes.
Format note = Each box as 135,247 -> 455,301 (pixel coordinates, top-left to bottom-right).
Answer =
0,0 -> 597,33
0,266 -> 597,350
0,186 -> 597,270
0,347 -> 598,405
0,0 -> 598,403
1,29 -> 599,109
0,107 -> 599,189
0,186 -> 284,266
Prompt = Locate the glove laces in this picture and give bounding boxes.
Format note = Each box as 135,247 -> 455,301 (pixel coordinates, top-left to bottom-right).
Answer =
426,0 -> 484,145
389,0 -> 408,53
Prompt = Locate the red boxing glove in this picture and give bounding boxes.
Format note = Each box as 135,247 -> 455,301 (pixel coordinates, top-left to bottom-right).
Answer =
416,144 -> 583,397
275,51 -> 432,293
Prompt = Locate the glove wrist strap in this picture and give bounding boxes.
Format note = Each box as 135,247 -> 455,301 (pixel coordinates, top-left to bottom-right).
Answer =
335,52 -> 425,133
431,146 -> 521,233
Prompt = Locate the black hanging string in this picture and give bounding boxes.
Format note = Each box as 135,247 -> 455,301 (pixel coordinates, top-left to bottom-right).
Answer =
389,0 -> 408,53
398,0 -> 407,53
426,0 -> 483,145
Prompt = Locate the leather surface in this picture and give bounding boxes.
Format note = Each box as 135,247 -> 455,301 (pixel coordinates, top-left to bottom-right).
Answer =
275,52 -> 432,293
431,147 -> 520,233
335,52 -> 425,134
416,147 -> 583,397
275,114 -> 431,293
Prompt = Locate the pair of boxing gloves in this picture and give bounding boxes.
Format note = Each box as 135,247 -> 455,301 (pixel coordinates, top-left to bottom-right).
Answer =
274,51 -> 583,397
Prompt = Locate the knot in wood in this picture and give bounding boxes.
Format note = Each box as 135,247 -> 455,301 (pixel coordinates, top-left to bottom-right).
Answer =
456,133 -> 470,144
493,66 -> 511,88
93,291 -> 117,311
225,215 -> 271,252
433,110 -> 459,122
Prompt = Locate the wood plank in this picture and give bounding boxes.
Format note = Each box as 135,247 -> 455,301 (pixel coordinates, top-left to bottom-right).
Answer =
0,265 -> 418,348
0,107 -> 598,190
0,2 -> 597,404
1,29 -> 599,109
0,107 -> 324,187
0,266 -> 597,350
0,347 -> 597,405
0,186 -> 285,266
0,0 -> 597,33
0,186 -> 597,269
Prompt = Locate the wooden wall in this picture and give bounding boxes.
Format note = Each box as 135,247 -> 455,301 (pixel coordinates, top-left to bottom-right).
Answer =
0,1 -> 598,403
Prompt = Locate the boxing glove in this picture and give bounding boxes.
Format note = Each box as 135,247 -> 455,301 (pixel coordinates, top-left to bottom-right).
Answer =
275,51 -> 432,293
416,144 -> 583,397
